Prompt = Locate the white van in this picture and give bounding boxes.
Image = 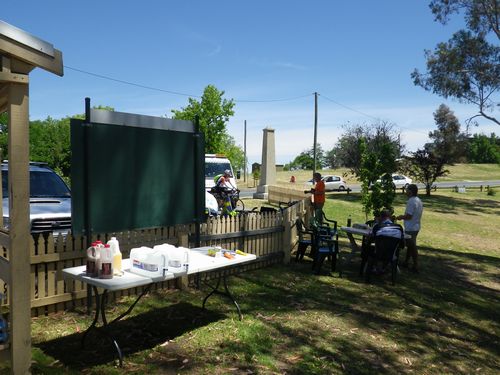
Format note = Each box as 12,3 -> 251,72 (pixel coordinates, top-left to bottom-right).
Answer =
205,154 -> 237,191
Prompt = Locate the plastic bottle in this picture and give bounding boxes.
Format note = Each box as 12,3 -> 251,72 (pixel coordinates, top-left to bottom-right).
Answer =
347,215 -> 352,227
107,237 -> 122,276
94,241 -> 104,277
99,244 -> 114,279
86,241 -> 99,277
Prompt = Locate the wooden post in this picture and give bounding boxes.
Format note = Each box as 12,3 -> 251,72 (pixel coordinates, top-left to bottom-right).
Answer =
282,209 -> 292,264
7,80 -> 32,374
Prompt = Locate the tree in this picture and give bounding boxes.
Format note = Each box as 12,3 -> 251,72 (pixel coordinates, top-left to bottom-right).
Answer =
357,138 -> 398,219
0,106 -> 114,179
467,133 -> 500,163
428,104 -> 467,162
222,134 -> 245,173
324,148 -> 338,169
429,0 -> 500,39
331,121 -> 403,174
413,1 -> 500,126
171,85 -> 236,154
29,117 -> 72,178
401,148 -> 449,196
289,144 -> 326,170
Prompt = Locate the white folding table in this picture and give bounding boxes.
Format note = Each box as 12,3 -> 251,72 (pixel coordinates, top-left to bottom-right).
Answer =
62,247 -> 256,366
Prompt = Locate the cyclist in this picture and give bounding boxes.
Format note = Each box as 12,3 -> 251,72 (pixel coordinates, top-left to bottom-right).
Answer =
213,170 -> 238,216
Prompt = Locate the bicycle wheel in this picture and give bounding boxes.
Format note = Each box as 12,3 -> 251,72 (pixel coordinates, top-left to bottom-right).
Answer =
234,198 -> 245,211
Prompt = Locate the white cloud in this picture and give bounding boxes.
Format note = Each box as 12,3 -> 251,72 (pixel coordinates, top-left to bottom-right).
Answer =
249,58 -> 308,71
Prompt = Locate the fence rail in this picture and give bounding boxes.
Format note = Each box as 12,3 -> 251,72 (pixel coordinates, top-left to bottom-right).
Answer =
0,200 -> 307,316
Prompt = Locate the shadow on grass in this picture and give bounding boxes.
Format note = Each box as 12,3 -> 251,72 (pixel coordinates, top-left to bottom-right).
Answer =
329,191 -> 500,216
36,302 -> 225,369
229,245 -> 500,374
29,243 -> 499,374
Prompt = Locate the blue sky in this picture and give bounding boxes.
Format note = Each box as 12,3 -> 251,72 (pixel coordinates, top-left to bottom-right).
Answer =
3,0 -> 498,165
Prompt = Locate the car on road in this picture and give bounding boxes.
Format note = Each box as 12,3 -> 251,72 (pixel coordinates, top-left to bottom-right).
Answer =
2,162 -> 72,235
374,174 -> 412,189
305,175 -> 348,191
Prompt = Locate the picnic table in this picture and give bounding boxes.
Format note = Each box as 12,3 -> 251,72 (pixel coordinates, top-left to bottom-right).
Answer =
341,224 -> 411,263
62,246 -> 256,366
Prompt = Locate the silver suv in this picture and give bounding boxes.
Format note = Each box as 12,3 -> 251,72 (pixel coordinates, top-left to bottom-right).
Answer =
2,162 -> 71,235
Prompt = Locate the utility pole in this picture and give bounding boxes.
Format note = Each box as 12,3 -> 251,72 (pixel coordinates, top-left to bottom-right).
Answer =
313,92 -> 318,176
244,120 -> 247,183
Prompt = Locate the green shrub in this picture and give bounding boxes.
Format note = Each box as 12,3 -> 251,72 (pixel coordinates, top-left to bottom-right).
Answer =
487,187 -> 496,196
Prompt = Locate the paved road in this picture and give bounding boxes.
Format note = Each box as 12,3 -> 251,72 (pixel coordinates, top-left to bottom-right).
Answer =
346,180 -> 500,193
239,180 -> 500,197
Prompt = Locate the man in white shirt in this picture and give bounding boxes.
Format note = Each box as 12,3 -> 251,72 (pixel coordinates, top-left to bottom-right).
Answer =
397,184 -> 423,273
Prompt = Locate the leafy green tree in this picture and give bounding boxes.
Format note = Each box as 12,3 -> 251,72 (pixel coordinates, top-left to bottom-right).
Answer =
0,114 -> 72,177
429,0 -> 500,39
357,138 -> 397,219
0,106 -> 114,179
222,134 -> 245,173
413,1 -> 500,125
331,121 -> 403,174
294,152 -> 315,170
290,144 -> 325,170
428,104 -> 467,163
468,133 -> 500,163
171,85 -> 236,154
29,117 -> 72,177
401,148 -> 449,196
324,148 -> 338,169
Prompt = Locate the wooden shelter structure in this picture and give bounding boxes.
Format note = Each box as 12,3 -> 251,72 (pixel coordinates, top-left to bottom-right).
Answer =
0,20 -> 63,374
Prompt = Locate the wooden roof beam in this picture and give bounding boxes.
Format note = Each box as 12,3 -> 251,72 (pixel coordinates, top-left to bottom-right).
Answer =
0,21 -> 63,76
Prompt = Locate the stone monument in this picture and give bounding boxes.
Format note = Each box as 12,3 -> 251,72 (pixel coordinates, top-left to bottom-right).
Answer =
253,127 -> 276,199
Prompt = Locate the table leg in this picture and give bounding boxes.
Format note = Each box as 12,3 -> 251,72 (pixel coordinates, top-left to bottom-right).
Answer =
345,232 -> 361,263
81,285 -> 100,349
80,284 -> 151,367
202,272 -> 243,321
110,284 -> 151,325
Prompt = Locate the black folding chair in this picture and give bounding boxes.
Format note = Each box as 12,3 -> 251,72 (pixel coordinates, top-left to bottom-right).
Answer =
365,224 -> 404,285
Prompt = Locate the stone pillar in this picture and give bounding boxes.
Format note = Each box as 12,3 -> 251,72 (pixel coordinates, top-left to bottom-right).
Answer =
253,127 -> 276,199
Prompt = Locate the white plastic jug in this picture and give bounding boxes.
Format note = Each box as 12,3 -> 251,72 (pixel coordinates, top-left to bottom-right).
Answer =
129,246 -> 168,278
167,246 -> 190,275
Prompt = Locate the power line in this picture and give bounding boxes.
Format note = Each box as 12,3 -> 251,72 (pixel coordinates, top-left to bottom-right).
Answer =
319,93 -> 381,121
235,93 -> 312,103
65,65 -> 312,103
318,93 -> 430,136
63,65 -> 430,137
64,65 -> 201,98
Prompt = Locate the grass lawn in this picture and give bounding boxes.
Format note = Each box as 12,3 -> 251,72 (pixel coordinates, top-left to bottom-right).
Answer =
1,188 -> 499,374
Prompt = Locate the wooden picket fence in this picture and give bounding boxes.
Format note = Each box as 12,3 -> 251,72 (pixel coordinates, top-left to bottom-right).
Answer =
0,199 -> 307,317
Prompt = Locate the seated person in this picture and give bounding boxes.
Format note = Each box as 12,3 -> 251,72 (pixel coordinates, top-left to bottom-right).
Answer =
371,209 -> 402,239
362,209 -> 403,274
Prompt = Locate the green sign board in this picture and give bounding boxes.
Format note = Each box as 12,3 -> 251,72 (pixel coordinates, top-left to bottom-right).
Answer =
71,109 -> 204,235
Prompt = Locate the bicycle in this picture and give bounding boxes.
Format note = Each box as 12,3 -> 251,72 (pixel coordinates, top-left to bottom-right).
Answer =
210,188 -> 245,213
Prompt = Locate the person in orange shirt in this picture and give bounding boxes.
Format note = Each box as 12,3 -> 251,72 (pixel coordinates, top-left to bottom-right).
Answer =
305,172 -> 325,224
